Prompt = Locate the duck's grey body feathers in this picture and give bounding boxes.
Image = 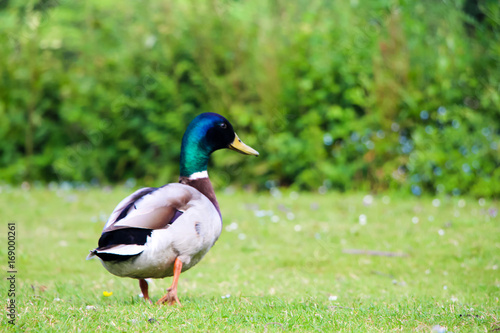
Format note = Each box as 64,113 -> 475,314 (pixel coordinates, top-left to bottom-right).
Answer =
88,183 -> 222,279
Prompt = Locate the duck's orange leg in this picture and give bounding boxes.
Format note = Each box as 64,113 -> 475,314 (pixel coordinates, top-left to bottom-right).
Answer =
157,258 -> 183,306
139,279 -> 152,304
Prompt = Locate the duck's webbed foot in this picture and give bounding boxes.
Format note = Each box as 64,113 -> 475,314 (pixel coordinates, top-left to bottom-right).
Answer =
157,258 -> 183,306
157,287 -> 181,306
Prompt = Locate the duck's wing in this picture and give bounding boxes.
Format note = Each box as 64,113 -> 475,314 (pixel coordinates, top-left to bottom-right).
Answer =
87,184 -> 196,261
102,185 -> 192,232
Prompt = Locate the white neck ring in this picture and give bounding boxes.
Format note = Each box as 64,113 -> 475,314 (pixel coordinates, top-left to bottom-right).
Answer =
188,170 -> 209,180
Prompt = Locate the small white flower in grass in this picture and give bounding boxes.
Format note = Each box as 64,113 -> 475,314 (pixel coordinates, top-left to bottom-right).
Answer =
221,294 -> 231,299
255,210 -> 273,218
412,216 -> 419,224
438,229 -> 445,236
286,212 -> 295,220
432,325 -> 447,333
328,295 -> 338,301
428,215 -> 435,222
254,210 -> 265,217
255,210 -> 274,217
425,269 -> 431,275
65,194 -> 78,202
492,265 -> 498,270
86,305 -> 96,310
458,199 -> 466,208
54,298 -> 61,302
294,225 -> 302,232
271,215 -> 280,223
382,196 -> 390,204
363,195 -> 374,206
270,187 -> 282,198
238,233 -> 246,240
450,296 -> 458,302
432,199 -> 441,207
359,214 -> 367,225
225,222 -> 238,232
290,191 -> 299,200
443,285 -> 447,290
478,198 -> 485,206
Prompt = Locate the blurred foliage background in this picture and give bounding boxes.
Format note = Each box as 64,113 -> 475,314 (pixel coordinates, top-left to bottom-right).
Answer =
0,0 -> 499,196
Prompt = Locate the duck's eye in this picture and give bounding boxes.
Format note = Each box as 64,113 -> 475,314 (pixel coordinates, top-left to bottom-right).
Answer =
220,123 -> 227,129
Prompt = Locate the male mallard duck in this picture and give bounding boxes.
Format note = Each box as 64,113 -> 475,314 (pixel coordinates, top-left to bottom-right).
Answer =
87,113 -> 259,305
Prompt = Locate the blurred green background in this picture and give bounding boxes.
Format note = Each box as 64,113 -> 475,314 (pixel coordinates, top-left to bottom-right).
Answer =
0,0 -> 499,196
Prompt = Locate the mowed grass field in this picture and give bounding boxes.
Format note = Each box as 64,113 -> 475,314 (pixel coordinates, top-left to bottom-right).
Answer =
1,185 -> 499,332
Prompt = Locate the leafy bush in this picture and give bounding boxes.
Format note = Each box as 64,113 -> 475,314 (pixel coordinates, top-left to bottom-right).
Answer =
0,0 -> 498,196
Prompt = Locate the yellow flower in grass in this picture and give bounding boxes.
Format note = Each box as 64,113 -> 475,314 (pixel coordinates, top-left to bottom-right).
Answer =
103,291 -> 113,297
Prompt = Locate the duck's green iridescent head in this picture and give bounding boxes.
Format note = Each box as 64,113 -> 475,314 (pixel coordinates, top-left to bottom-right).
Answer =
180,113 -> 259,177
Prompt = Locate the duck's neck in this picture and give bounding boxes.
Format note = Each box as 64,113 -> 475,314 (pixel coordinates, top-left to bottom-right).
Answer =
179,172 -> 221,217
179,130 -> 221,216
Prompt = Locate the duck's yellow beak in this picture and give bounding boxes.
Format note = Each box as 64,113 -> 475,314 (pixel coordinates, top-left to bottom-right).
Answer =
228,133 -> 259,156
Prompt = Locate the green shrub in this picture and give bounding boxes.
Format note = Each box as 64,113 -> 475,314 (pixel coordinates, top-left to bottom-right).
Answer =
0,0 -> 498,196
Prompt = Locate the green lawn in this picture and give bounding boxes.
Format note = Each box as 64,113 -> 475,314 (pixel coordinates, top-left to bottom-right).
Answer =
1,186 -> 499,332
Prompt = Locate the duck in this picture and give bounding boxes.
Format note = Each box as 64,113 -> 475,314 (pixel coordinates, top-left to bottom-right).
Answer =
87,112 -> 259,305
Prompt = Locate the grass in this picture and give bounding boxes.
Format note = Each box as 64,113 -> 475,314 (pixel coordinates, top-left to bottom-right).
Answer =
1,185 -> 499,332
